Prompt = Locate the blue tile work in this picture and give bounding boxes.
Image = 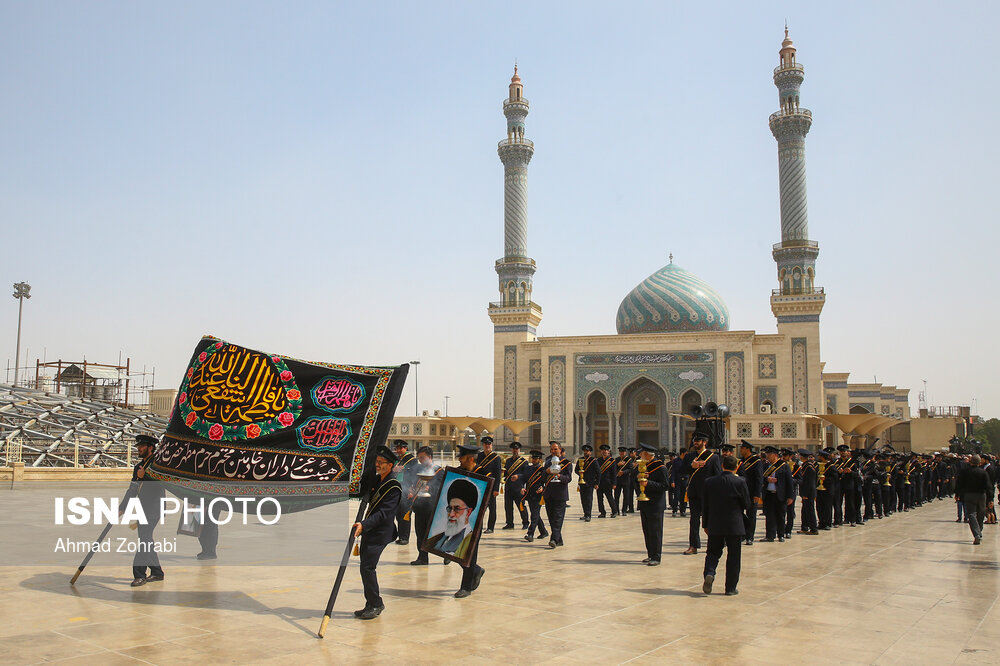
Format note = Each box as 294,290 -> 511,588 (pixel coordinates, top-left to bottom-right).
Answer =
850,402 -> 875,413
549,356 -> 566,440
574,352 -> 715,412
616,263 -> 730,334
758,386 -> 777,409
791,337 -> 808,413
758,354 -> 777,379
725,352 -> 745,414
776,315 -> 820,323
826,394 -> 837,413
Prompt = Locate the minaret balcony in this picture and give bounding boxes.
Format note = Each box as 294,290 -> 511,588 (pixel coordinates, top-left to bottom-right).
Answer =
772,240 -> 818,251
503,98 -> 529,109
498,138 -> 534,149
496,256 -> 536,267
774,63 -> 804,76
771,287 -> 824,296
769,109 -> 812,124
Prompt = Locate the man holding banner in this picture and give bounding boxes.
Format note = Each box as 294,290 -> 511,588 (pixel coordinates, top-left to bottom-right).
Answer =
353,445 -> 402,619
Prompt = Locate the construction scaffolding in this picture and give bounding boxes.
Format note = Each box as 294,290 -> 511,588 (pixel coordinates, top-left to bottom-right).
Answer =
4,358 -> 157,410
0,383 -> 168,468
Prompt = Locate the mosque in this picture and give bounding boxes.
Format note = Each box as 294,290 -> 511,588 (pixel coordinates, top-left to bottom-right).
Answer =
488,30 -> 911,455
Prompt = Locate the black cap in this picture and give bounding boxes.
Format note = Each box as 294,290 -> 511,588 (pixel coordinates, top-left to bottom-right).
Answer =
392,439 -> 408,449
581,444 -> 593,452
720,444 -> 735,453
135,435 -> 158,448
599,444 -> 611,451
457,443 -> 481,457
692,433 -> 709,442
509,442 -> 522,450
375,445 -> 398,464
529,449 -> 544,458
739,440 -> 753,450
447,478 -> 480,510
817,450 -> 833,459
780,448 -> 793,456
638,442 -> 658,453
762,445 -> 779,454
481,436 -> 494,445
836,444 -> 850,452
618,446 -> 627,451
548,440 -> 561,446
797,448 -> 812,456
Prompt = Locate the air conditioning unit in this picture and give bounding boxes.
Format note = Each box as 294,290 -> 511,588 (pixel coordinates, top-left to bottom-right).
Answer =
759,404 -> 772,414
781,405 -> 792,413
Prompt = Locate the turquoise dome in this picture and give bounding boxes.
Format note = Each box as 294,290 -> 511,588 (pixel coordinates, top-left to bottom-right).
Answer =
616,262 -> 730,334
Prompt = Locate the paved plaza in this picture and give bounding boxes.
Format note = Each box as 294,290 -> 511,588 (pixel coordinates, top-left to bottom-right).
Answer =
1,498 -> 997,665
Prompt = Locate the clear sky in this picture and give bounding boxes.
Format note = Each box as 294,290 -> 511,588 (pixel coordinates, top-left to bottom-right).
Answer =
2,1 -> 998,419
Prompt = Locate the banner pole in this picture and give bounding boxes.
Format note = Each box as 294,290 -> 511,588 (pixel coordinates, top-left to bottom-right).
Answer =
318,497 -> 368,638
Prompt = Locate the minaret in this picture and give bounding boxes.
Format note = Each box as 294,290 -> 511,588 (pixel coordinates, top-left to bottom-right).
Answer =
489,66 -> 542,336
769,26 -> 823,299
768,28 -> 825,416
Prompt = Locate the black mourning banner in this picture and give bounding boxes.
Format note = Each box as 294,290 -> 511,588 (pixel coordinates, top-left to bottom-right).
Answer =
148,337 -> 408,511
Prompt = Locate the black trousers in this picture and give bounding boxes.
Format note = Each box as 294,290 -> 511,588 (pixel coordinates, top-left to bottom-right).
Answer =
132,523 -> 164,579
412,502 -> 432,563
526,496 -> 547,537
579,486 -> 594,518
545,500 -> 566,544
459,540 -> 482,592
833,485 -> 844,525
687,497 -> 703,549
504,487 -> 528,527
763,493 -> 784,539
485,493 -> 497,530
817,489 -> 832,528
360,538 -> 389,609
597,485 -> 616,516
639,504 -> 663,561
863,480 -> 875,519
395,502 -> 411,541
615,482 -> 633,514
800,498 -> 817,531
745,501 -> 759,541
703,534 -> 742,593
197,502 -> 223,556
784,498 -> 796,536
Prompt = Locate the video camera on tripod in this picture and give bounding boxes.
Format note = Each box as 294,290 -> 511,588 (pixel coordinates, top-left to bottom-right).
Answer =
689,401 -> 730,449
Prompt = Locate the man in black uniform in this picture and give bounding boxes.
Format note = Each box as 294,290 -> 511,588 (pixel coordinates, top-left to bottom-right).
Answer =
353,445 -> 402,619
543,441 -> 572,548
576,444 -> 599,521
701,454 -> 752,596
830,446 -> 845,526
797,449 -> 819,535
615,446 -> 634,516
597,444 -> 618,518
683,433 -> 721,555
838,446 -> 861,527
671,448 -> 689,517
636,442 -> 667,565
409,446 -> 443,566
782,448 -> 799,539
737,441 -> 762,545
761,445 -> 793,542
861,450 -> 877,521
474,436 -> 502,534
502,442 -> 530,529
816,449 -> 836,530
393,440 -> 417,545
454,443 -> 488,597
522,449 -> 549,542
128,435 -> 165,587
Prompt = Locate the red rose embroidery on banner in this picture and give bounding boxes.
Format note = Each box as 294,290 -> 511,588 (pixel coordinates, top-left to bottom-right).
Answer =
246,424 -> 261,439
287,389 -> 301,401
272,356 -> 281,363
187,368 -> 193,378
208,424 -> 224,440
214,342 -> 223,349
178,392 -> 187,405
280,370 -> 293,382
278,412 -> 294,427
198,351 -> 208,362
185,412 -> 197,427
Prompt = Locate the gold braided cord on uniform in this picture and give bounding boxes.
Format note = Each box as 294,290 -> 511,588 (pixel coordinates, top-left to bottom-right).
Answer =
364,479 -> 402,521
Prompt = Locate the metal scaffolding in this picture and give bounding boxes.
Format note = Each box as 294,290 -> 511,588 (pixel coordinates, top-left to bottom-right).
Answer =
0,383 -> 168,468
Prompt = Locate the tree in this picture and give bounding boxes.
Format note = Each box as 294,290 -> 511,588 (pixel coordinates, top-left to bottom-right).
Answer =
974,418 -> 999,453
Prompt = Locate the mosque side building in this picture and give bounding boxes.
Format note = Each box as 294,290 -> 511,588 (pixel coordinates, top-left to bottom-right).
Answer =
488,32 -> 910,456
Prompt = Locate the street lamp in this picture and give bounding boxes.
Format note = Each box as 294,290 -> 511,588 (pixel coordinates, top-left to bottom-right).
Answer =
444,395 -> 450,417
410,360 -> 420,416
12,282 -> 31,386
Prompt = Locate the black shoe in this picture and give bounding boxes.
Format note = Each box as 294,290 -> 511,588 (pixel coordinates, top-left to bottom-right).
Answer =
472,567 -> 485,591
703,574 -> 715,595
395,539 -> 409,545
359,606 -> 383,620
680,513 -> 687,517
353,608 -> 367,617
611,513 -> 619,518
539,533 -> 549,540
196,552 -> 217,560
483,529 -> 493,535
548,541 -> 557,549
821,526 -> 832,531
761,538 -> 775,542
579,516 -> 587,521
784,534 -> 792,539
145,574 -> 164,583
524,535 -> 534,542
443,559 -> 450,565
501,525 -> 515,530
806,530 -> 819,535
849,523 -> 856,527
974,538 -> 981,545
956,518 -> 963,522
130,577 -> 147,587
598,514 -> 606,518
585,517 -> 591,522
410,558 -> 428,566
642,557 -> 651,563
725,589 -> 739,596
454,589 -> 471,598
647,560 -> 660,567
778,537 -> 784,542
671,511 -> 677,517
521,524 -> 529,529
557,540 -> 564,547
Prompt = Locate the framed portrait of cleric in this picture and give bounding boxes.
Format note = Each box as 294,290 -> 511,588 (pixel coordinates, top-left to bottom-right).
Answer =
176,502 -> 203,538
420,467 -> 494,566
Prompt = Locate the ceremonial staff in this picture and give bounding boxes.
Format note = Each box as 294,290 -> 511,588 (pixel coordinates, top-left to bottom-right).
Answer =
318,497 -> 369,638
69,451 -> 155,585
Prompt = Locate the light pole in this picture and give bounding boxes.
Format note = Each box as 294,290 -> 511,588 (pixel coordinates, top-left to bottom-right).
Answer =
12,282 -> 31,386
410,360 -> 420,416
444,395 -> 450,417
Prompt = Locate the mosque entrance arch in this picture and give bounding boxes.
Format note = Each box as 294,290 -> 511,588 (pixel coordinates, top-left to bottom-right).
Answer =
621,378 -> 668,451
530,400 -> 541,448
585,391 -> 610,449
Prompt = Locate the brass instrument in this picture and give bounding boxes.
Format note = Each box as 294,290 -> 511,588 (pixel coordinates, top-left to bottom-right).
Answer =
637,458 -> 650,502
577,458 -> 585,492
817,461 -> 826,491
882,462 -> 892,487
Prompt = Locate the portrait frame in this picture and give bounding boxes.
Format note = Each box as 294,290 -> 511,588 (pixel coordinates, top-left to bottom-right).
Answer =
175,502 -> 204,538
419,466 -> 494,566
